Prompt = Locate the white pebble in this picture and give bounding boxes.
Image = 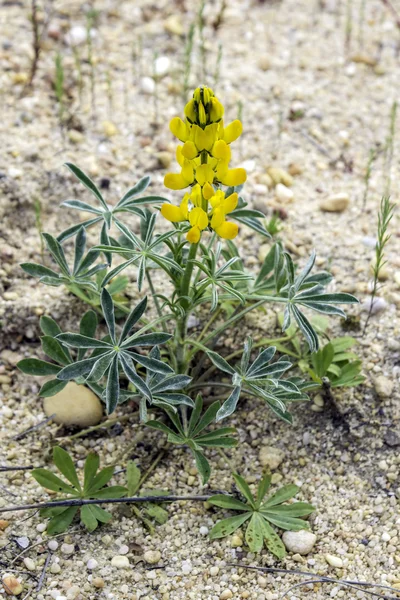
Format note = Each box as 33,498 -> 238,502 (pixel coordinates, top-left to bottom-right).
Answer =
111,555 -> 130,569
210,566 -> 219,576
181,560 -> 192,574
361,297 -> 387,315
382,532 -> 391,542
36,523 -> 46,533
325,554 -> 343,568
65,25 -> 87,47
60,543 -> 74,555
48,540 -> 59,551
154,56 -> 170,76
140,77 -> 155,94
119,544 -> 129,555
144,550 -> 161,564
23,557 -> 36,571
275,183 -> 294,202
282,530 -> 317,555
199,526 -> 209,536
87,558 -> 98,570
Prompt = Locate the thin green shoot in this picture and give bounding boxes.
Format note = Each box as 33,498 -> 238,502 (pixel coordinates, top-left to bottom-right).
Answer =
362,148 -> 376,211
34,197 -> 44,259
54,51 -> 64,125
72,46 -> 83,108
384,101 -> 397,196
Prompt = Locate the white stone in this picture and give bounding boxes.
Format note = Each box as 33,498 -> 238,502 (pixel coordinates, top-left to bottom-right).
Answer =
282,530 -> 317,555
87,558 -> 98,570
374,375 -> 393,398
319,193 -> 350,213
111,555 -> 130,569
23,557 -> 36,571
65,25 -> 87,47
50,563 -> 61,574
199,526 -> 209,536
275,183 -> 294,203
361,297 -> 387,314
118,544 -> 129,555
181,560 -> 192,574
61,543 -> 74,555
140,77 -> 155,94
259,446 -> 285,469
144,550 -> 161,564
210,566 -> 219,576
48,540 -> 58,551
325,554 -> 343,568
44,382 -> 103,427
154,56 -> 170,77
382,532 -> 391,542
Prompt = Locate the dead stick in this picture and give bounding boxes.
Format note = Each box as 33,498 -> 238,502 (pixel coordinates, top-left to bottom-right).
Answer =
13,414 -> 56,441
36,551 -> 52,593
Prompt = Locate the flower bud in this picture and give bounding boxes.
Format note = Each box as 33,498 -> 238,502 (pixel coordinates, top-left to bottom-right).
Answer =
184,99 -> 197,123
209,97 -> 224,122
198,101 -> 207,126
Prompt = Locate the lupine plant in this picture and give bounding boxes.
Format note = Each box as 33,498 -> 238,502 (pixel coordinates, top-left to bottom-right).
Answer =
18,86 -> 358,483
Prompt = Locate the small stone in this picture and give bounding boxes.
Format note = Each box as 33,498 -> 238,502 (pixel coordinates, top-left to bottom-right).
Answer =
361,297 -> 386,315
319,193 -> 350,213
67,130 -> 84,144
44,382 -> 103,427
0,375 -> 11,384
16,537 -> 29,549
3,291 -> 19,301
111,555 -> 130,569
154,56 -> 170,77
164,15 -> 184,36
288,163 -> 303,176
144,550 -> 161,564
275,183 -> 294,203
259,445 -> 285,469
66,585 -> 80,599
87,558 -> 98,570
155,151 -> 172,168
220,591 -> 233,600
199,526 -> 209,536
231,534 -> 243,547
282,530 -> 317,555
2,407 -> 12,419
12,72 -> 28,85
61,543 -> 74,555
92,577 -> 104,588
258,56 -> 271,71
48,540 -> 58,551
267,167 -> 293,187
210,566 -> 219,576
181,560 -> 192,574
258,243 -> 270,263
2,576 -> 23,596
0,520 -> 9,530
65,25 -> 87,47
325,554 -> 343,568
374,375 -> 393,399
23,558 -> 35,571
119,545 -> 129,555
50,563 -> 61,574
382,532 -> 391,542
102,121 -> 118,137
351,53 -> 377,66
140,77 -> 155,95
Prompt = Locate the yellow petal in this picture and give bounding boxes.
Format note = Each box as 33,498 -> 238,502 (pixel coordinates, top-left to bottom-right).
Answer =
219,167 -> 247,187
212,139 -> 231,161
192,125 -> 208,151
161,203 -> 186,222
211,207 -> 225,229
209,97 -> 224,122
181,141 -> 198,160
164,173 -> 190,190
180,194 -> 190,219
203,182 -> 215,200
184,99 -> 196,122
176,145 -> 184,167
198,101 -> 207,126
195,164 -> 215,187
214,221 -> 239,240
224,192 -> 239,214
223,120 -> 243,144
189,207 -> 208,230
203,123 -> 218,151
170,117 -> 189,142
190,184 -> 202,207
181,160 -> 194,184
209,190 -> 225,209
187,226 -> 201,244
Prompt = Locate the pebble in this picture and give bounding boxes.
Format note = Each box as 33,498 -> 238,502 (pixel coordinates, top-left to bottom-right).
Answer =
67,130 -> 84,144
111,555 -> 130,569
220,591 -> 233,600
319,193 -> 350,212
0,520 -> 10,530
60,543 -> 74,555
23,557 -> 35,571
16,537 -> 30,549
199,526 -> 209,536
154,56 -> 170,77
259,445 -> 285,469
65,25 -> 87,47
231,534 -> 243,547
258,56 -> 271,71
92,578 -> 104,588
2,575 -> 23,596
48,540 -> 59,551
155,151 -> 172,168
374,375 -> 394,399
275,183 -> 294,203
102,121 -> 118,137
119,544 -> 129,555
210,566 -> 219,576
43,382 -> 103,427
164,14 -> 184,36
361,297 -> 387,315
181,561 -> 192,575
325,554 -> 344,568
140,77 -> 156,95
50,563 -> 61,574
2,406 -> 13,419
282,530 -> 317,555
144,550 -> 161,564
87,558 -> 98,570
267,167 -> 293,187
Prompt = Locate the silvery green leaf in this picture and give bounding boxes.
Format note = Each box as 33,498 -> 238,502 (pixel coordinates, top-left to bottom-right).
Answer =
80,310 -> 98,337
152,374 -> 192,392
88,351 -> 115,381
126,351 -> 173,375
100,222 -> 112,266
100,288 -> 116,343
38,276 -> 62,287
39,379 -> 68,397
121,332 -> 172,348
114,219 -> 143,249
191,401 -> 221,436
18,358 -> 61,376
188,395 -> 203,433
42,233 -> 70,276
115,195 -> 167,210
291,305 -> 319,352
206,350 -> 236,376
73,227 -> 87,275
101,257 -> 138,288
193,450 -> 211,484
119,297 -> 147,343
65,162 -> 108,210
119,354 -> 152,401
232,215 -> 271,239
20,263 -> 59,279
106,357 -> 119,413
57,217 -> 103,242
57,333 -> 112,349
246,346 -> 276,376
137,256 -> 145,291
209,513 -> 252,540
116,175 -> 151,206
76,249 -> 101,275
40,316 -> 62,337
41,336 -> 71,366
294,250 -> 316,292
154,393 -> 194,407
240,337 -> 253,374
62,200 -> 102,215
57,356 -> 99,380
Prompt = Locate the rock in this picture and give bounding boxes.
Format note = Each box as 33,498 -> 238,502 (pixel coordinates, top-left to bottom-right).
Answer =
351,53 -> 377,66
275,183 -> 294,203
259,446 -> 285,469
87,558 -> 98,570
102,121 -> 118,137
384,430 -> 400,447
374,375 -> 394,399
258,56 -> 271,71
65,25 -> 87,47
258,243 -> 270,263
68,130 -> 84,144
361,297 -> 386,315
140,77 -> 155,95
164,15 -> 184,36
48,540 -> 58,551
199,526 -> 209,536
61,543 -> 74,555
92,578 -> 104,588
111,555 -> 130,569
210,566 -> 219,576
282,530 -> 317,555
144,550 -> 161,564
50,563 -> 61,574
154,56 -> 170,77
231,534 -> 243,547
155,151 -> 172,168
12,73 -> 28,85
220,591 -> 233,600
319,193 -> 350,213
23,558 -> 35,571
2,576 -> 23,596
267,167 -> 293,187
0,520 -> 9,530
288,163 -> 303,176
16,537 -> 29,549
43,382 -> 103,427
325,554 -> 343,568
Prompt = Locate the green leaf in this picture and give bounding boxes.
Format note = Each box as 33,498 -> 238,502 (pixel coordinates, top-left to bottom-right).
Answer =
56,333 -> 111,349
88,503 -> 113,523
40,315 -> 62,337
47,506 -> 78,535
117,175 -> 151,206
31,468 -> 77,495
57,357 -> 99,380
256,474 -> 272,507
39,379 -> 68,397
291,305 -> 319,352
262,513 -> 310,531
73,227 -> 87,274
41,336 -> 71,366
245,513 -> 265,552
53,447 -> 81,491
263,502 -> 315,518
17,358 -> 61,376
188,394 -> 203,433
86,466 -> 115,494
80,310 -> 98,337
100,288 -> 116,343
206,350 -> 236,375
105,356 -> 120,413
90,485 -> 127,499
126,461 -> 141,496
208,494 -> 250,511
80,504 -> 98,532
262,484 -> 299,508
233,473 -> 256,508
259,518 -> 286,559
83,453 -> 100,493
21,263 -> 59,279
311,342 -> 334,377
209,512 -> 251,539
216,386 -> 241,422
191,401 -> 220,437
193,450 -> 211,484
145,504 -> 168,524
65,162 -> 107,209
42,233 -> 70,276
119,297 -> 147,343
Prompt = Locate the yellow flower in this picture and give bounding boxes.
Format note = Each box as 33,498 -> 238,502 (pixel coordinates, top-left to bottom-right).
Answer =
209,191 -> 239,240
161,194 -> 189,222
187,207 -> 208,243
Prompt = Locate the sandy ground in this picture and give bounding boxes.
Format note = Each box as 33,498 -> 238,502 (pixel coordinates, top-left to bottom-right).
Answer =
1,0 -> 400,598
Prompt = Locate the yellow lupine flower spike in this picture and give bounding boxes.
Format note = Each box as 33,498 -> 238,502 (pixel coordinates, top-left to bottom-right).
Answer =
163,86 -> 246,243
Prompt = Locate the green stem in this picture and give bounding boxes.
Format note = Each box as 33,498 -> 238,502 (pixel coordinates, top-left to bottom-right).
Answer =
175,243 -> 199,374
146,271 -> 167,332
